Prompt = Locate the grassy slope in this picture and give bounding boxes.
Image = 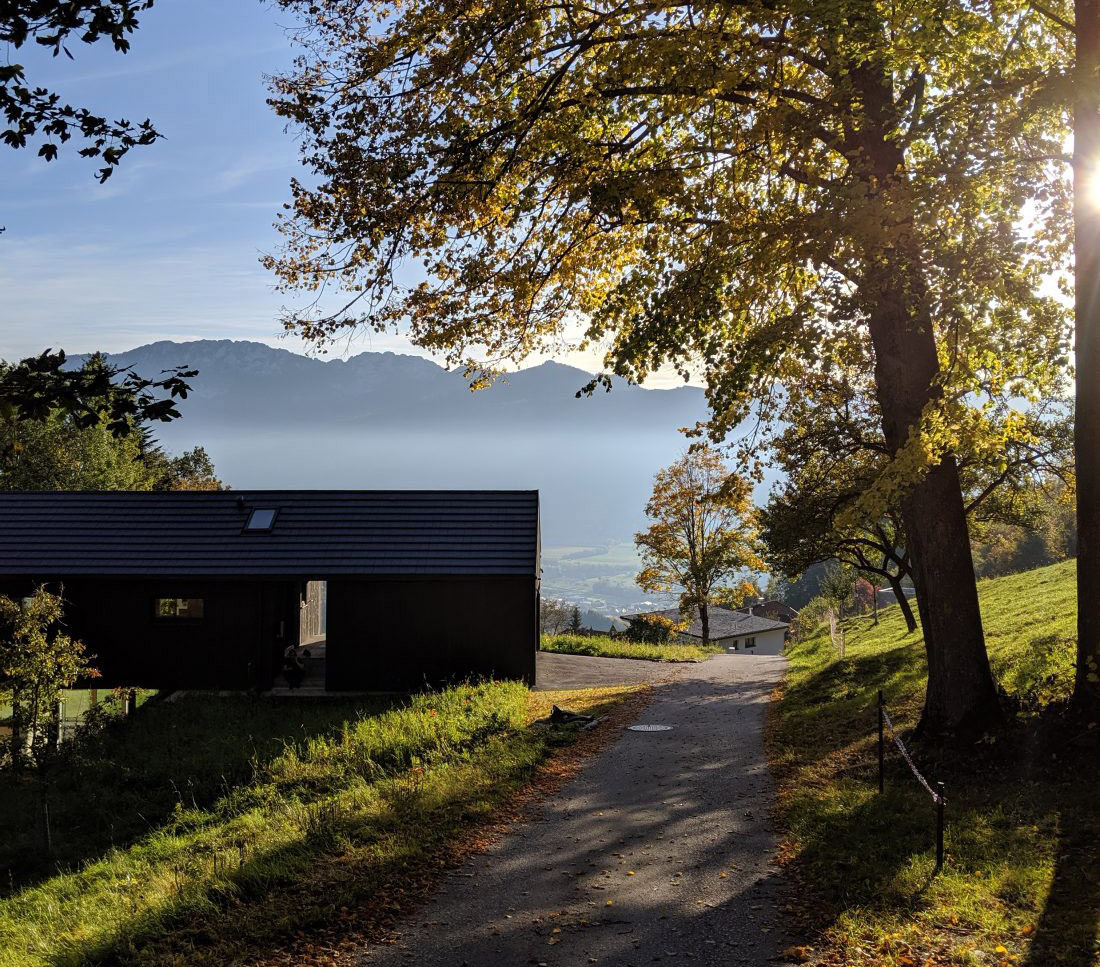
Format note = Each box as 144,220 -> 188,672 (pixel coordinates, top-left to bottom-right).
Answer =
0,682 -> 642,967
771,560 -> 1099,967
541,633 -> 721,662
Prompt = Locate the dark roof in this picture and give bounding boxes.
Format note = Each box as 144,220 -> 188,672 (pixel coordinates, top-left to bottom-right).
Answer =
0,491 -> 539,578
622,606 -> 788,639
735,600 -> 798,621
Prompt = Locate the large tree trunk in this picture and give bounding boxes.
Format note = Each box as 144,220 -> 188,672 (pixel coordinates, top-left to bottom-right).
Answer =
851,52 -> 1000,736
699,602 -> 710,645
1074,0 -> 1100,717
865,267 -> 998,733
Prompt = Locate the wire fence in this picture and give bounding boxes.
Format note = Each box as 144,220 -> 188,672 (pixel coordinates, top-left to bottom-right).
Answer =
878,689 -> 946,871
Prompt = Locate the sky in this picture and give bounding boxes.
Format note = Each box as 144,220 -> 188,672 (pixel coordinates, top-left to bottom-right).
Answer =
0,0 -> 647,381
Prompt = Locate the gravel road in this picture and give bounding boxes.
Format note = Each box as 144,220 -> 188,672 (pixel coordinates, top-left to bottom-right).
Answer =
358,654 -> 795,967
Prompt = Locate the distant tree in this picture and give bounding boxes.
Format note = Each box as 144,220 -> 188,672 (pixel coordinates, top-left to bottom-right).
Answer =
764,564 -> 830,612
143,441 -> 223,491
635,448 -> 763,646
539,598 -> 573,636
0,1 -> 159,196
0,587 -> 98,769
0,411 -> 152,491
970,480 -> 1079,579
567,606 -> 582,636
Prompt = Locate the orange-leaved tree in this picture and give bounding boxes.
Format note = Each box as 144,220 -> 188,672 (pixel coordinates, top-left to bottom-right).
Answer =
635,447 -> 763,646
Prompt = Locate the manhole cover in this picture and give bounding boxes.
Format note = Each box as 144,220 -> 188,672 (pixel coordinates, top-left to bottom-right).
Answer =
628,724 -> 674,732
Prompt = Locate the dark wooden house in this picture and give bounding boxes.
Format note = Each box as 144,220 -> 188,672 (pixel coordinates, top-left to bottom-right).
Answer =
0,491 -> 539,692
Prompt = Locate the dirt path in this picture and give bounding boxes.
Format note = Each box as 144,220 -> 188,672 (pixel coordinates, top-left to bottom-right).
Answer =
358,654 -> 794,967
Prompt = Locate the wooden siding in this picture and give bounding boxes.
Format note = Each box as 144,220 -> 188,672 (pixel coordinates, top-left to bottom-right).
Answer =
0,578 -> 301,690
325,577 -> 536,690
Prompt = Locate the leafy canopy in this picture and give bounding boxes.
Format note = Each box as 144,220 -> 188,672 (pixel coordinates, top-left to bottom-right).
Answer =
0,351 -> 195,437
1,1 -> 159,187
268,0 -> 1070,455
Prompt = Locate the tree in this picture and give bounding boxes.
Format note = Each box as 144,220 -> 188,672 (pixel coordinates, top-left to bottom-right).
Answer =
267,1 -> 1070,735
0,351 -> 195,439
0,587 -> 98,769
0,411 -> 153,490
539,597 -> 573,636
760,368 -> 1072,636
0,369 -> 222,492
635,447 -> 762,646
1074,0 -> 1100,715
142,440 -> 223,491
764,563 -> 830,612
567,606 -> 582,636
820,563 -> 858,657
1,1 -> 159,197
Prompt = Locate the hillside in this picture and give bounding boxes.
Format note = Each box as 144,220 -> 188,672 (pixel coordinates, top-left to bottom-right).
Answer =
770,560 -> 1094,965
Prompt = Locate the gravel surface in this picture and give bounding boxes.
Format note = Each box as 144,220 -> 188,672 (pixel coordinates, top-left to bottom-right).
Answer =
359,654 -> 795,967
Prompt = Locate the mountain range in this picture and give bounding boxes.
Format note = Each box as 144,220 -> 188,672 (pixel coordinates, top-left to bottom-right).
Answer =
76,341 -> 713,601
87,340 -> 708,430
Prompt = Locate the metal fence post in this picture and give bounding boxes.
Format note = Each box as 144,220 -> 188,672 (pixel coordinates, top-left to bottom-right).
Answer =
935,781 -> 945,872
877,690 -> 885,794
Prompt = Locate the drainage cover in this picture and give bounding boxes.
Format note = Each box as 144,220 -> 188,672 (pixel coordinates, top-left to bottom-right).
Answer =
628,724 -> 674,732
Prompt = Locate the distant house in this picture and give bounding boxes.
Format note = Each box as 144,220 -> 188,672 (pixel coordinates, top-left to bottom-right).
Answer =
621,606 -> 789,656
0,490 -> 540,692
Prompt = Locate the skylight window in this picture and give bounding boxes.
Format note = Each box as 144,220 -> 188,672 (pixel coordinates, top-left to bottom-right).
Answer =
244,508 -> 278,532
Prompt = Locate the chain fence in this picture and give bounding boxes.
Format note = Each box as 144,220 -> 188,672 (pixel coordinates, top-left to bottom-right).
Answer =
877,689 -> 946,870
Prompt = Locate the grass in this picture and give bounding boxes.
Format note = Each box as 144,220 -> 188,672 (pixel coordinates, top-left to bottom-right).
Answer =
0,680 -> 643,967
770,559 -> 1100,967
540,632 -> 721,662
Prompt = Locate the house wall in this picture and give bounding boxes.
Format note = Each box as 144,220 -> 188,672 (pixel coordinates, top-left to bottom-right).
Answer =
325,577 -> 537,690
721,627 -> 787,656
0,578 -> 301,690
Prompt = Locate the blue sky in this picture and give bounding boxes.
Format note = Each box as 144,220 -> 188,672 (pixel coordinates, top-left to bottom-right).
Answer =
0,1 -> 688,385
0,0 -> 459,366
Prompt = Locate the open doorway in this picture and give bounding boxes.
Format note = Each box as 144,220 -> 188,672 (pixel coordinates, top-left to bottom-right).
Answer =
272,580 -> 327,694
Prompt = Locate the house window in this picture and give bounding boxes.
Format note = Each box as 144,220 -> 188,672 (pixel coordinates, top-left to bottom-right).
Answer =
243,508 -> 278,532
745,636 -> 756,648
156,598 -> 204,619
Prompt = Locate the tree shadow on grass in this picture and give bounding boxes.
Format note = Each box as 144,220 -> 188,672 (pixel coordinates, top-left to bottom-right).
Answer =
1022,741 -> 1100,967
0,693 -> 393,898
31,725 -> 576,967
773,645 -> 1083,960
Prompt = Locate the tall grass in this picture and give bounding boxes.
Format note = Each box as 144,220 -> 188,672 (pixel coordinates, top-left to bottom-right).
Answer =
770,560 -> 1098,965
0,681 -> 532,967
541,633 -> 719,662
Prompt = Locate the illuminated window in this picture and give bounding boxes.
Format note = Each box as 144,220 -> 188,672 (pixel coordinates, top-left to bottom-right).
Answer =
156,598 -> 204,619
244,508 -> 278,532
